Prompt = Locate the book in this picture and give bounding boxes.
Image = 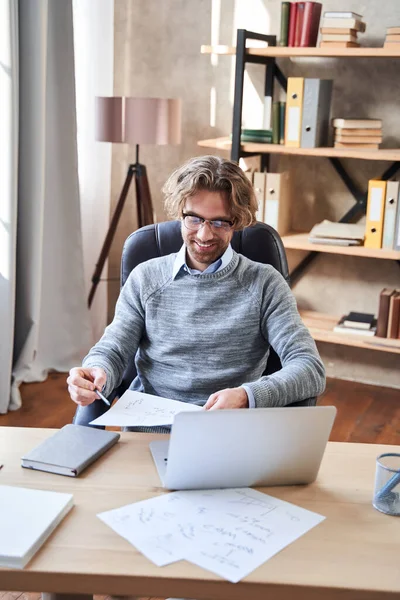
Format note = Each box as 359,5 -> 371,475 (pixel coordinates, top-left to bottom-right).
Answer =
308,236 -> 361,246
320,27 -> 357,35
321,18 -> 366,32
334,142 -> 379,149
21,424 -> 120,477
386,34 -> 400,42
387,27 -> 400,35
334,135 -> 383,144
334,128 -> 382,136
332,118 -> 382,129
299,2 -> 322,47
279,101 -> 286,144
387,292 -> 400,339
294,2 -> 305,46
0,485 -> 74,569
321,33 -> 358,42
288,1 -> 298,46
343,312 -> 376,330
320,41 -> 360,48
376,288 -> 396,337
279,1 -> 291,46
333,322 -> 376,336
300,79 -> 333,148
272,101 -> 280,144
309,220 -> 365,240
324,11 -> 362,19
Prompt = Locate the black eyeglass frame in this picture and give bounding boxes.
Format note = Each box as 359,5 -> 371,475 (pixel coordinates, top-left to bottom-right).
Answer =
182,213 -> 234,231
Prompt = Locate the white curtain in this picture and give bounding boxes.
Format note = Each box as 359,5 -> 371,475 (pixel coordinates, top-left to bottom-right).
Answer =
0,0 -> 92,413
72,0 -> 114,344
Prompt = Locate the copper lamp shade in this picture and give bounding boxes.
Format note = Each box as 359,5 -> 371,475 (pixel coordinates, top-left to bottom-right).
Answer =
88,96 -> 182,309
95,96 -> 181,145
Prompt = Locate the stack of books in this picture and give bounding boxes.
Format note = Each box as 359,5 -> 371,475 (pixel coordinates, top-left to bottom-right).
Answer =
233,129 -> 272,144
319,10 -> 366,48
308,220 -> 364,246
279,1 -> 322,47
332,118 -> 383,149
383,26 -> 400,49
334,312 -> 377,336
376,289 -> 400,339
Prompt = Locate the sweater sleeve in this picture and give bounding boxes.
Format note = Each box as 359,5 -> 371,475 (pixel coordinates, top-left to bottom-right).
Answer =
245,268 -> 326,407
82,269 -> 145,397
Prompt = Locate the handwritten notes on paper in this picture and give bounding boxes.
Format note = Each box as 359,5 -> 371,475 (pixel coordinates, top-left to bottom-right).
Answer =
97,487 -> 325,582
89,390 -> 202,427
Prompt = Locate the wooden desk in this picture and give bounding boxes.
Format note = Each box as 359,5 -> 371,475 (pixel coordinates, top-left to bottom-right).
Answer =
0,426 -> 399,600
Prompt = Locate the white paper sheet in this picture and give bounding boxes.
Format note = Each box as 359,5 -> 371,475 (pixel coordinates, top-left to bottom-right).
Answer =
97,487 -> 325,582
89,390 -> 202,427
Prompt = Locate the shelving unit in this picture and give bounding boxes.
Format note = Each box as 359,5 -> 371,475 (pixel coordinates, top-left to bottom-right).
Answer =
201,45 -> 400,58
200,29 -> 400,353
300,311 -> 400,354
197,136 -> 400,162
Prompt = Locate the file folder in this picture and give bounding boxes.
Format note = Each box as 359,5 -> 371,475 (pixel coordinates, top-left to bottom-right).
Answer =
300,79 -> 333,148
364,180 -> 386,249
285,78 -> 304,147
253,172 -> 266,222
382,181 -> 399,250
263,172 -> 291,235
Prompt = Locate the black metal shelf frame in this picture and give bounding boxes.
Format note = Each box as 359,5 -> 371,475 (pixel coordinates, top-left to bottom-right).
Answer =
230,29 -> 400,282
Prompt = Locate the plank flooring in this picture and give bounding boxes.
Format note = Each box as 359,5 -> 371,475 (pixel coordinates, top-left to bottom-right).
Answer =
0,373 -> 398,600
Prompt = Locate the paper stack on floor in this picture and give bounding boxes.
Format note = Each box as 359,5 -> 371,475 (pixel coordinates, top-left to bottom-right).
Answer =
97,487 -> 325,583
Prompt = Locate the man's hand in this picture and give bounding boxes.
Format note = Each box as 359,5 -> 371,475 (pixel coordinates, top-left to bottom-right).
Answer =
67,367 -> 107,406
204,387 -> 249,410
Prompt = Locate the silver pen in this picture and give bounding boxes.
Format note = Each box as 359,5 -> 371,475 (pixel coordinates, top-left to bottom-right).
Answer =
95,387 -> 111,406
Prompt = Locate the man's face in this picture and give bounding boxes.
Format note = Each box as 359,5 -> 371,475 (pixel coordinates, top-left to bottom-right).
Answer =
181,190 -> 234,271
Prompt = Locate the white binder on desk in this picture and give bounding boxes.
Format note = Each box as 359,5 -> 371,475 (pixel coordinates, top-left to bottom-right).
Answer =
382,181 -> 399,249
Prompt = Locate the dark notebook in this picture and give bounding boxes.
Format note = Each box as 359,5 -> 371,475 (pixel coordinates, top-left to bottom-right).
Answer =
21,424 -> 120,477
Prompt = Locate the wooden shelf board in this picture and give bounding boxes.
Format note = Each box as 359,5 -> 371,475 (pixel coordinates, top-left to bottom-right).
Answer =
281,232 -> 400,259
300,311 -> 400,354
197,137 -> 400,161
201,45 -> 400,58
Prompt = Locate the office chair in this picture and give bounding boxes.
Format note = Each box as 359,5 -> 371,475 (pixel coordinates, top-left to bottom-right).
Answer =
74,220 -> 315,428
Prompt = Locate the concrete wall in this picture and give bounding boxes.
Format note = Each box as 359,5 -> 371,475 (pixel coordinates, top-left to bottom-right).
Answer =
110,0 -> 400,388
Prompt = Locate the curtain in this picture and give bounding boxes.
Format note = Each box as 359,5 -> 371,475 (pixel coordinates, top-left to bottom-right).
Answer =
0,0 -> 92,413
72,0 -> 114,344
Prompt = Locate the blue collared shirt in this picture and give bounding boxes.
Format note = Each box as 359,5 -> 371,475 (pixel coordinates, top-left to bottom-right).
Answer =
171,244 -> 255,408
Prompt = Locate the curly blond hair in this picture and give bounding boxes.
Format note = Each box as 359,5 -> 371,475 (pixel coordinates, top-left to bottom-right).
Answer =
162,155 -> 258,230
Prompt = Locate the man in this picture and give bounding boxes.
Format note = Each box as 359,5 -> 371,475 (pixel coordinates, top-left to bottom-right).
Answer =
68,155 -> 325,427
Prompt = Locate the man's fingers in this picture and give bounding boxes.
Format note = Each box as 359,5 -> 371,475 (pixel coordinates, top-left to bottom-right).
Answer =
204,393 -> 219,410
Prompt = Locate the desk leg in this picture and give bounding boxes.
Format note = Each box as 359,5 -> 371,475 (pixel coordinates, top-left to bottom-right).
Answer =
42,594 -> 93,600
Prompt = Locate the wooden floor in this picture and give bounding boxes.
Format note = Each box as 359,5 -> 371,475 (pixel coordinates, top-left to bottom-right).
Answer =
0,373 -> 399,600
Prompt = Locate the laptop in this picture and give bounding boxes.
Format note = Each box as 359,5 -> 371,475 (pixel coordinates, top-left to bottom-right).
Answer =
149,405 -> 336,490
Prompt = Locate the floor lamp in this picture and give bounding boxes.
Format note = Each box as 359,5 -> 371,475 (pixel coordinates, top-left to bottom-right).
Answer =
88,96 -> 181,308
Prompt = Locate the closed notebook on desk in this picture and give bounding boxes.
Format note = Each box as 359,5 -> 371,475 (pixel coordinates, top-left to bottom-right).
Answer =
0,485 -> 73,569
21,424 -> 120,477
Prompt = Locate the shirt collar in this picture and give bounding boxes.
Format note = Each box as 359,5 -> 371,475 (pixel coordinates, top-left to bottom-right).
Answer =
172,244 -> 233,279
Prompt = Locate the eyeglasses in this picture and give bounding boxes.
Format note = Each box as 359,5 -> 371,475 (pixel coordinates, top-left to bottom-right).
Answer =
182,213 -> 234,232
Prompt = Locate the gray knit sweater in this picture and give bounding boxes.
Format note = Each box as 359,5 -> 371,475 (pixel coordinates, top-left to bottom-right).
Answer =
83,250 -> 325,412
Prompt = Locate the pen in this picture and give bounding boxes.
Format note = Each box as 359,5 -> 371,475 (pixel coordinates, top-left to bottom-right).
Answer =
376,471 -> 400,500
95,388 -> 111,406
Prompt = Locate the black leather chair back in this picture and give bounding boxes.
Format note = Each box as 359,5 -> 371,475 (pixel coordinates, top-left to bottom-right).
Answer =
114,220 -> 290,399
